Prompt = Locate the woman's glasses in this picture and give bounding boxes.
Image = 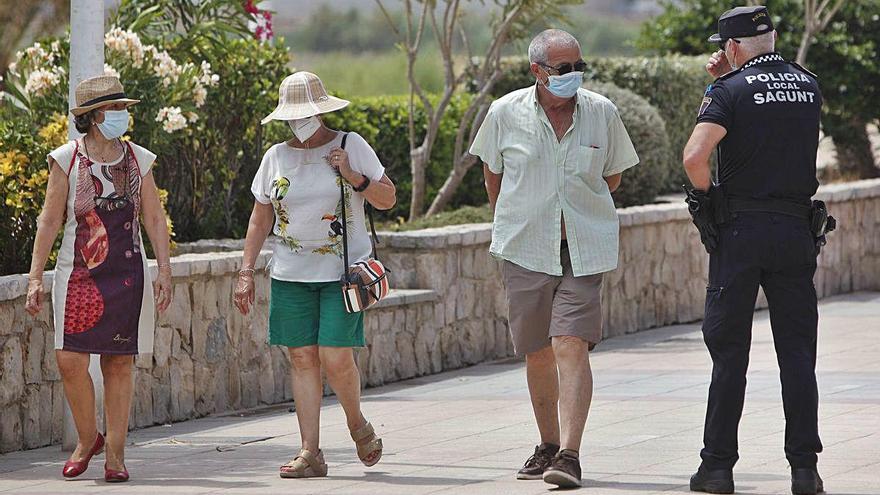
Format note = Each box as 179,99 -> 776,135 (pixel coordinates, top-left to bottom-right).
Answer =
539,60 -> 587,75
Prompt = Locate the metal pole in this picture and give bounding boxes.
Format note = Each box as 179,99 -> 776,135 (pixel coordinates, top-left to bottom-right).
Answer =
62,0 -> 106,452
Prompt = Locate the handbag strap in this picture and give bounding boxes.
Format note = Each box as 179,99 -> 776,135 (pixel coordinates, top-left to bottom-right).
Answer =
339,132 -> 383,280
366,203 -> 380,260
339,133 -> 351,279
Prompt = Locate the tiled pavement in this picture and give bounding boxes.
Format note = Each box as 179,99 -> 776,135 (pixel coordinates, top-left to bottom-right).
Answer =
2,292 -> 878,495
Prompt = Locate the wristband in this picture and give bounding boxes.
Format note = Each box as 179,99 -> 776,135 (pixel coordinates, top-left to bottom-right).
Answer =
353,174 -> 371,192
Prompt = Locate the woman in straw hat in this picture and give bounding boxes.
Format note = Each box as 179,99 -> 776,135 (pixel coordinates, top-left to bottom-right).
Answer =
25,75 -> 173,482
234,71 -> 396,478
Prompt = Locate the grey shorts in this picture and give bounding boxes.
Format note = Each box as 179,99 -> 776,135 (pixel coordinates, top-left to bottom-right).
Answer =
501,246 -> 604,356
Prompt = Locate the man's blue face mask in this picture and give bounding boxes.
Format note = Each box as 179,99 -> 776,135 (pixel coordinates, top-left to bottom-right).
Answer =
539,60 -> 587,98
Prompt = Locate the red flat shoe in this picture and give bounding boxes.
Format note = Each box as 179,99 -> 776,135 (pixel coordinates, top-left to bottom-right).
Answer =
62,433 -> 105,478
104,463 -> 129,483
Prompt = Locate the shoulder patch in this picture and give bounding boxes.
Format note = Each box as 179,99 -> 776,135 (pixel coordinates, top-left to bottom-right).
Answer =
788,61 -> 818,79
698,96 -> 713,116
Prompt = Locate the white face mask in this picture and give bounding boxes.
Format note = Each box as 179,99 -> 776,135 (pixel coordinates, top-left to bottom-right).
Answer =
288,116 -> 321,142
96,109 -> 130,139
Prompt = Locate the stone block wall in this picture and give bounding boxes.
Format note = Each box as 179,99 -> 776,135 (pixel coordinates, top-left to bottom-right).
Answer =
379,180 -> 880,338
1,179 -> 878,453
0,250 -> 483,453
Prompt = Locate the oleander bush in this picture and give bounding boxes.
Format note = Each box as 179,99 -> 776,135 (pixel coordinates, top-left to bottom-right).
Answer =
0,0 -> 288,275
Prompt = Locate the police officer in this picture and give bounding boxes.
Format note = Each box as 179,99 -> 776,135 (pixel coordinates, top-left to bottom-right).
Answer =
682,6 -> 828,495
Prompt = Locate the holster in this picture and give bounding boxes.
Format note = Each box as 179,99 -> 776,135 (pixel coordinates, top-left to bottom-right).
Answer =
810,200 -> 837,248
685,185 -> 729,224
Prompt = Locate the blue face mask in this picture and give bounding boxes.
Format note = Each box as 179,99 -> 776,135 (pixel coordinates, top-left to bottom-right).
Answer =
96,109 -> 130,139
544,71 -> 584,99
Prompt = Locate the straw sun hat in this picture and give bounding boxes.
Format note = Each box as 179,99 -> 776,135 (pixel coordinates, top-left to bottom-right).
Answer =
70,75 -> 140,116
261,72 -> 350,125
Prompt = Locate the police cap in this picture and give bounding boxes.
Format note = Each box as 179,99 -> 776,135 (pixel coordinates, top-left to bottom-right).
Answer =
708,5 -> 775,43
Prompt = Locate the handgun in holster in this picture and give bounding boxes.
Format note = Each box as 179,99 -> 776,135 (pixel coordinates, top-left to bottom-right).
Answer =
810,200 -> 836,248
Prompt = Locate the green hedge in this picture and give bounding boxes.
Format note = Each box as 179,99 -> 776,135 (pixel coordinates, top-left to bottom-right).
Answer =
477,55 -> 711,190
321,93 -> 486,222
587,82 -> 673,207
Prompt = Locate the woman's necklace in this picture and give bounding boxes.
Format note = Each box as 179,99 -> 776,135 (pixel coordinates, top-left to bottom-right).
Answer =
83,136 -> 122,163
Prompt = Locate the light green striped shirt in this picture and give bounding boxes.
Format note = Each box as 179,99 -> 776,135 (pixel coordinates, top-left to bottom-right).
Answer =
470,85 -> 639,276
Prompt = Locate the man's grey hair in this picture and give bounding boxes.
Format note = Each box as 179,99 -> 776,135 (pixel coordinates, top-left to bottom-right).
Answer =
528,29 -> 580,65
736,31 -> 776,57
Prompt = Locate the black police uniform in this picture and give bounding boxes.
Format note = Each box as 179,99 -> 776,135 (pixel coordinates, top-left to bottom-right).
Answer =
695,52 -> 824,472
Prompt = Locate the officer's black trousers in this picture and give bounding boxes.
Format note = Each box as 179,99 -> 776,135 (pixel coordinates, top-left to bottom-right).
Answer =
700,212 -> 823,470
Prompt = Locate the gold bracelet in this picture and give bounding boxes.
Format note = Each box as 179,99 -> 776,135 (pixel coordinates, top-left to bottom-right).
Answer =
239,268 -> 256,277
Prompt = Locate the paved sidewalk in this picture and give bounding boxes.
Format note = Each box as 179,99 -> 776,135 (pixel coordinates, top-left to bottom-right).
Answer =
2,293 -> 878,495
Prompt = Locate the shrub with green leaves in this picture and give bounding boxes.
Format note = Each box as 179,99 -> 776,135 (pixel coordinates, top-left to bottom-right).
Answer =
321,93 -> 486,222
587,82 -> 673,207
586,56 -> 712,189
636,0 -> 880,179
0,0 -> 291,274
0,109 -> 65,275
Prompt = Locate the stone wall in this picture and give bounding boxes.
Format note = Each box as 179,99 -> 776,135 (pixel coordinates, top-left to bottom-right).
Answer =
0,249 -> 507,453
1,179 -> 878,453
380,180 -> 880,338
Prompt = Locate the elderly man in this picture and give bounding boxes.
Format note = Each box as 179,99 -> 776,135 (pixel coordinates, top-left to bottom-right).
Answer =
682,6 -> 828,495
470,29 -> 639,488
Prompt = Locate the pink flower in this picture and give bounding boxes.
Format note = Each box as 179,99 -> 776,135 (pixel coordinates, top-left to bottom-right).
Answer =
244,1 -> 273,42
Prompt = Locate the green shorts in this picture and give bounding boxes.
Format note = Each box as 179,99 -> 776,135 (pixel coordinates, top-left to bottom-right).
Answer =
268,278 -> 365,348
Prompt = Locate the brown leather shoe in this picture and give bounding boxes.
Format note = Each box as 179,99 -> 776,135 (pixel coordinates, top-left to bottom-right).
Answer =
516,443 -> 559,480
543,449 -> 582,488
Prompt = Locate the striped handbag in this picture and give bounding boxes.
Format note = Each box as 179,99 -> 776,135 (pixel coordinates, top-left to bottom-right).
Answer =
338,134 -> 390,313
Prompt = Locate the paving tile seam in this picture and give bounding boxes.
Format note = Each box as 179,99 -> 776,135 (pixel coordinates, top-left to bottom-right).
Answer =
305,425 -> 542,493
215,401 -> 526,473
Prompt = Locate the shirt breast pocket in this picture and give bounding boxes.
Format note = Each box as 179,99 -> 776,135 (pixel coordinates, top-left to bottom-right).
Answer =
574,145 -> 607,188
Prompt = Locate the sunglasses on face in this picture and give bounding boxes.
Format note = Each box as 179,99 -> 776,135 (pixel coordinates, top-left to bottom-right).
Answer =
539,60 -> 587,75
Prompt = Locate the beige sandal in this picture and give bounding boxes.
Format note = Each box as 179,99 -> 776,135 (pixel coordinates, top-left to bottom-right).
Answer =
279,449 -> 328,479
350,421 -> 383,467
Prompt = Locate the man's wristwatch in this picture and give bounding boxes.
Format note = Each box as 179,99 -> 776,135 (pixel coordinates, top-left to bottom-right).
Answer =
352,174 -> 370,192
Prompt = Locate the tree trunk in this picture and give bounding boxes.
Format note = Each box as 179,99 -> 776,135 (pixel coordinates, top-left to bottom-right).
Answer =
796,29 -> 813,66
426,155 -> 477,215
827,116 -> 879,179
408,146 -> 428,219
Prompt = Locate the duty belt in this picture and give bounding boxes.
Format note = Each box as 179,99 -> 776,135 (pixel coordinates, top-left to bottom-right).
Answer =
727,198 -> 811,219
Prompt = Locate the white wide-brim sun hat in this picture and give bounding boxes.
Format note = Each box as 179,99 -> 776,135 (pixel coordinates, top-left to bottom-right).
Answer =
261,71 -> 350,125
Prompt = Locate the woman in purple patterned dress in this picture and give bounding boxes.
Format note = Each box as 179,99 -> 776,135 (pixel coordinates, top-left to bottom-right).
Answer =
25,75 -> 173,482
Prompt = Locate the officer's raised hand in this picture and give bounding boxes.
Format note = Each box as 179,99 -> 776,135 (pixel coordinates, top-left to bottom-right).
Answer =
706,50 -> 733,78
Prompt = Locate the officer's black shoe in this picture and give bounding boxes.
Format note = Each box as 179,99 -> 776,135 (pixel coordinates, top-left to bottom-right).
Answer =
791,467 -> 824,495
689,466 -> 734,494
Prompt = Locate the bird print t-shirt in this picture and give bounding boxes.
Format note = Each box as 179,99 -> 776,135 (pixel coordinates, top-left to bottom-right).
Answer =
251,131 -> 385,282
